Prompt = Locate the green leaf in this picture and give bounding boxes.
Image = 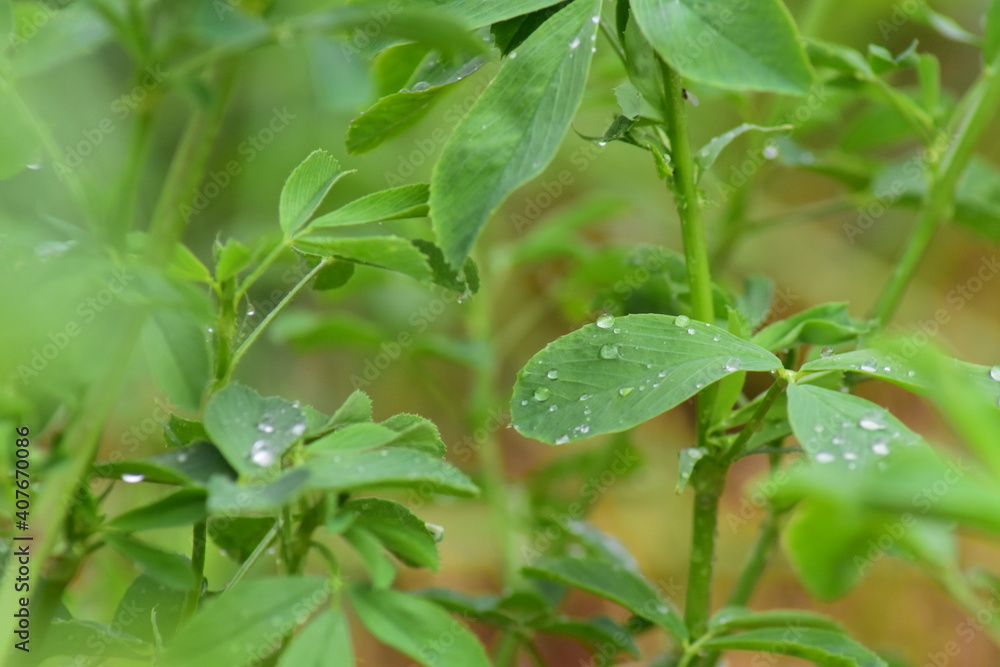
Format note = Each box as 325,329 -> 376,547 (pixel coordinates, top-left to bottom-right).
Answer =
676,447 -> 707,493
10,2 -> 112,77
800,349 -> 924,394
163,414 -> 209,449
631,0 -> 814,95
511,314 -> 782,445
695,124 -> 792,182
523,557 -> 687,641
162,577 -> 329,667
348,585 -> 491,667
709,607 -> 844,634
343,497 -> 439,569
141,310 -> 211,412
279,150 -> 352,236
203,383 -> 307,476
215,238 -> 252,282
313,260 -> 356,291
104,533 -> 196,591
305,447 -> 478,497
411,0 -> 568,29
986,0 -> 1000,62
327,390 -> 374,429
93,441 -> 236,487
701,627 -> 886,666
346,89 -> 445,154
412,239 -> 480,295
277,609 -> 353,667
787,383 -> 924,467
293,235 -> 433,283
309,423 -> 402,453
430,0 -> 602,267
207,468 -> 310,516
344,525 -> 398,588
307,184 -> 429,230
170,244 -> 214,285
209,516 -> 276,562
380,413 -> 447,456
36,620 -> 150,661
108,489 -> 208,532
114,573 -> 186,644
751,303 -> 867,352
539,616 -> 639,657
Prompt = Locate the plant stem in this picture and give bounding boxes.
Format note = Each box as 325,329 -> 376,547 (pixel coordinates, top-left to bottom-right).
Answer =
660,61 -> 715,324
228,257 -> 331,376
223,521 -> 281,592
871,54 -> 1000,327
181,521 -> 207,620
659,57 -> 723,646
468,259 -> 520,587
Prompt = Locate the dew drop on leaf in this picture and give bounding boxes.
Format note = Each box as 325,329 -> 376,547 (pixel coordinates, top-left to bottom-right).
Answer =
990,364 -> 1000,381
250,440 -> 275,466
814,451 -> 835,464
858,415 -> 886,431
599,344 -> 620,359
547,369 -> 559,379
121,473 -> 144,483
860,358 -> 878,373
596,313 -> 615,329
533,387 -> 551,402
618,386 -> 634,397
674,315 -> 690,327
556,435 -> 570,444
871,440 -> 890,456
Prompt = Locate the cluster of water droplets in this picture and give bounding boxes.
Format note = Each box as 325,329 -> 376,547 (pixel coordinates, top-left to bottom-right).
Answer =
810,410 -> 901,469
246,411 -> 308,468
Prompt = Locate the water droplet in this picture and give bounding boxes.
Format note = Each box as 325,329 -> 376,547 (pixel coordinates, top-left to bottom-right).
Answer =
533,387 -> 551,402
763,144 -> 779,159
257,421 -> 275,434
657,371 -> 667,378
814,424 -> 824,433
831,435 -> 845,446
521,400 -> 528,406
547,369 -> 559,379
579,424 -> 590,434
579,394 -> 592,401
509,51 -> 518,59
250,440 -> 275,466
291,422 -> 307,437
844,451 -> 858,461
871,440 -> 890,456
860,358 -> 878,373
412,81 -> 430,92
548,404 -> 558,412
674,315 -> 691,327
556,435 -> 570,444
569,37 -> 581,49
815,451 -> 835,464
821,346 -> 833,358
596,313 -> 615,329
990,365 -> 1000,381
724,359 -> 742,372
591,15 -> 600,23
177,452 -> 188,463
713,336 -> 721,342
599,344 -> 620,359
121,473 -> 144,483
907,370 -> 916,378
618,386 -> 634,397
859,415 -> 885,431
686,328 -> 696,335
613,327 -> 621,334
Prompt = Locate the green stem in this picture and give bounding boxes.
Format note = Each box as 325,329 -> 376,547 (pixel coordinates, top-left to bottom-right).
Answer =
468,256 -> 519,586
871,55 -> 1000,327
180,521 -> 207,619
109,102 -> 156,248
660,61 -> 714,324
145,63 -> 239,266
223,522 -> 281,593
660,57 -> 722,646
236,238 -> 293,299
227,257 -> 331,377
493,632 -> 521,667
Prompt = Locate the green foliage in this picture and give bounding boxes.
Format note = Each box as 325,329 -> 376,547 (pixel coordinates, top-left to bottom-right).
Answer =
6,0 -> 1000,665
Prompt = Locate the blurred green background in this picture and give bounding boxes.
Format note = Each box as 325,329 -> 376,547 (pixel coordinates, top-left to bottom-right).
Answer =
2,0 -> 1000,664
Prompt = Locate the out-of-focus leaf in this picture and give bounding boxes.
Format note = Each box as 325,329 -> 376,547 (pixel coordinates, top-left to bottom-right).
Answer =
104,533 -> 196,591
279,150 -> 352,236
162,577 -> 329,667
